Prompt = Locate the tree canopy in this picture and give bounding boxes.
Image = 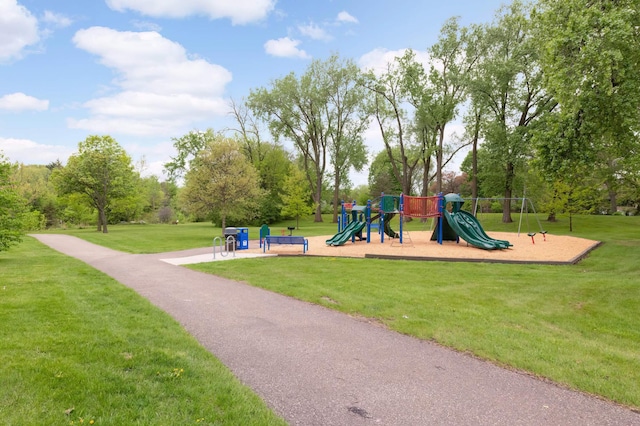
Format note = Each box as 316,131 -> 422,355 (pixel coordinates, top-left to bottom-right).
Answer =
0,154 -> 29,251
248,54 -> 369,222
52,135 -> 136,233
180,135 -> 263,233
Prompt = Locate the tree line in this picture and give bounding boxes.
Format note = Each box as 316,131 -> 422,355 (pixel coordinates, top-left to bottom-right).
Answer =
2,0 -> 639,249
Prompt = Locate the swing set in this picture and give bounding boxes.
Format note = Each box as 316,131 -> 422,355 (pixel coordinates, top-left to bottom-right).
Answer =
470,197 -> 546,244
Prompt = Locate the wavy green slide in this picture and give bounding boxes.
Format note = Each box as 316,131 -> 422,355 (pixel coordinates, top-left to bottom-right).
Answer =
444,210 -> 511,250
383,213 -> 399,238
326,221 -> 366,246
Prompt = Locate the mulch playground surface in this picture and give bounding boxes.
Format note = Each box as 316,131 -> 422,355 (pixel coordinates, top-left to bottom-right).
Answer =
253,231 -> 601,265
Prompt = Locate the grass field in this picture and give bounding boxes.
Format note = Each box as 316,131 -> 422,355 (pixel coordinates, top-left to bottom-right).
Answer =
0,238 -> 286,425
192,213 -> 640,409
15,213 -> 640,413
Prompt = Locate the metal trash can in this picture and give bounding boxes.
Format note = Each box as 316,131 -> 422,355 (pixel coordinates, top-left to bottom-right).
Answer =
224,227 -> 237,251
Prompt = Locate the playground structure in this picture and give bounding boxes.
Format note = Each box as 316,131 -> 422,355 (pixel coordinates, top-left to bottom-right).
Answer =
328,193 -> 513,250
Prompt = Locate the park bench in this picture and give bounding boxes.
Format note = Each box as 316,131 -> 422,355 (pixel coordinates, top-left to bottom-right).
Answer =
263,235 -> 309,253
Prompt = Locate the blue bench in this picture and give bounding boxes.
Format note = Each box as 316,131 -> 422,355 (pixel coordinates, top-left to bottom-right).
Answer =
263,235 -> 308,253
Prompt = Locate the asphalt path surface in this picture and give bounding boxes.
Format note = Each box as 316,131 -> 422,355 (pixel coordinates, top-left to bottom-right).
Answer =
32,234 -> 640,426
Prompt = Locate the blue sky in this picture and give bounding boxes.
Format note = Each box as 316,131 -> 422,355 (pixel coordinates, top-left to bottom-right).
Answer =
1,0 -> 507,184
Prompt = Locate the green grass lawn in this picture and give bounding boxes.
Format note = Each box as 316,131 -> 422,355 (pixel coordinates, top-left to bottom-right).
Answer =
28,213 -> 640,410
188,214 -> 640,410
0,238 -> 286,426
44,218 -> 340,253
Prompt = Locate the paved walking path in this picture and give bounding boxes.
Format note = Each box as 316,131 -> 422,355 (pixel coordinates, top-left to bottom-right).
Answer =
32,234 -> 640,426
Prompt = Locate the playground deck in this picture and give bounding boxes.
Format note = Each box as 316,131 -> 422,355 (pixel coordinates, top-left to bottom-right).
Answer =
246,231 -> 601,265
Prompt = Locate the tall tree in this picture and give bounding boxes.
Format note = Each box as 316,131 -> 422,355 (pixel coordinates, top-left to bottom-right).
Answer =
248,54 -> 369,222
313,55 -> 369,222
181,136 -> 263,233
534,0 -> 640,213
471,1 -> 555,222
362,61 -> 419,196
426,18 -> 482,193
230,99 -> 293,223
52,135 -> 136,233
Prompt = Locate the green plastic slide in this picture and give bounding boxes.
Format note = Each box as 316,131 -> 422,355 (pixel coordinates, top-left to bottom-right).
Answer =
383,213 -> 399,238
443,210 -> 511,250
325,221 -> 366,246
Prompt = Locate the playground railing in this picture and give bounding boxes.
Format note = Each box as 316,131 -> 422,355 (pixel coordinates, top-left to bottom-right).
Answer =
403,195 -> 441,218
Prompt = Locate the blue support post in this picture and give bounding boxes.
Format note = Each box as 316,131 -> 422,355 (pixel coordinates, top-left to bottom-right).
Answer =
366,199 -> 371,243
399,193 -> 404,244
437,192 -> 444,245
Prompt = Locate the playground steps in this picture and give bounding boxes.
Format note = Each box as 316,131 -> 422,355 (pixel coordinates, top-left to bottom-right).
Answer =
393,230 -> 414,247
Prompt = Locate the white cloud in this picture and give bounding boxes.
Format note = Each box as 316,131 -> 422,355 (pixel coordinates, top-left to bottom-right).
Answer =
337,11 -> 358,24
264,37 -> 310,59
106,0 -> 275,25
42,10 -> 72,28
0,137 -> 71,165
0,0 -> 39,62
70,26 -> 232,136
298,23 -> 332,41
0,93 -> 49,112
358,47 -> 431,76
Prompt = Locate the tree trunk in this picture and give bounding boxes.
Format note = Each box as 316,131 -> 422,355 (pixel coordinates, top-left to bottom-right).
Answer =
100,209 -> 108,233
332,172 -> 340,223
471,126 -> 479,201
502,162 -> 514,223
421,156 -> 431,197
314,174 -> 323,222
606,181 -> 617,214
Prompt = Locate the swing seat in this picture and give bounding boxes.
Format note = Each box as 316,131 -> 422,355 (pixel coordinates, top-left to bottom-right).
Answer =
527,232 -> 536,244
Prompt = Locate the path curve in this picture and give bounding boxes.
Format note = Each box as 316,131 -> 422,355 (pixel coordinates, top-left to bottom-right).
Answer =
31,234 -> 640,426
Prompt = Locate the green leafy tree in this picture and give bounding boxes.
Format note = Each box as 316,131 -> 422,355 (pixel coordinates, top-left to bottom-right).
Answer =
52,135 -> 136,233
533,0 -> 640,213
248,54 -> 369,223
368,149 -> 403,196
314,55 -> 369,222
11,164 -> 59,227
164,129 -> 219,182
534,0 -> 640,148
230,99 -> 293,223
0,154 -> 29,251
280,167 -> 314,229
362,61 -> 419,196
470,1 -> 555,222
181,136 -> 263,233
429,19 -> 483,193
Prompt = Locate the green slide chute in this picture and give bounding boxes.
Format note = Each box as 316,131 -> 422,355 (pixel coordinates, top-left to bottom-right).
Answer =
326,221 -> 366,246
443,210 -> 511,250
383,213 -> 399,238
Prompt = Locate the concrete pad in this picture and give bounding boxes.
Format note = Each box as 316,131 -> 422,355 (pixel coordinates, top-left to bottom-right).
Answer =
160,251 -> 276,265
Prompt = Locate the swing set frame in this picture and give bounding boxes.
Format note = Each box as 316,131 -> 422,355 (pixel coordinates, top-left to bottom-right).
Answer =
469,197 -> 546,240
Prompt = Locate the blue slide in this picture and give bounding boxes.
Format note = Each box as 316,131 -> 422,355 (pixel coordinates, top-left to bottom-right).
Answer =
443,210 -> 511,250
